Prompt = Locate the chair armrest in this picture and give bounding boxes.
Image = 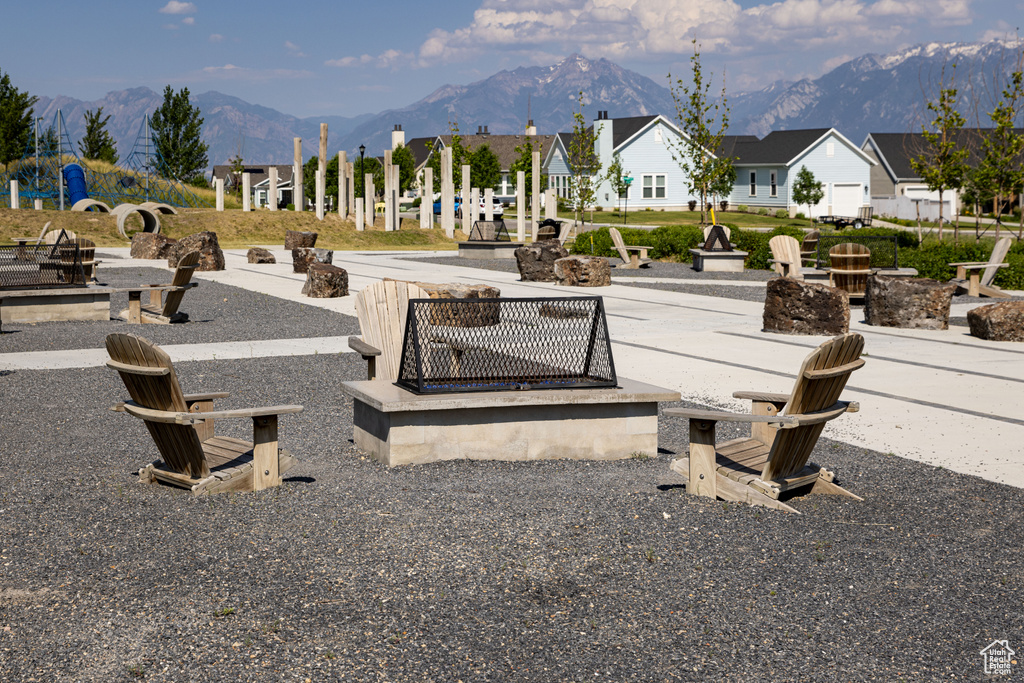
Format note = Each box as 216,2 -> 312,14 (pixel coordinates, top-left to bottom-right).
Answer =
780,400 -> 859,427
183,392 -> 231,402
947,261 -> 989,268
733,391 -> 790,404
348,337 -> 381,357
122,400 -> 302,424
768,258 -> 795,266
663,406 -> 798,425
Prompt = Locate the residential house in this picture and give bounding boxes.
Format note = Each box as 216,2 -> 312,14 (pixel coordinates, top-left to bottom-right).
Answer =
722,128 -> 875,217
211,164 -> 294,209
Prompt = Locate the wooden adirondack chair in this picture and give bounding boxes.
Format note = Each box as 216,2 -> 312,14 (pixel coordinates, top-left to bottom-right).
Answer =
666,333 -> 865,513
801,229 -> 820,266
105,333 -> 302,494
949,237 -> 1012,298
348,280 -> 429,381
828,243 -> 873,297
118,251 -> 200,323
768,235 -> 805,279
609,227 -> 652,268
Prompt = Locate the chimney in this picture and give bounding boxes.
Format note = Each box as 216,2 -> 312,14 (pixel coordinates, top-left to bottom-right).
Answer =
484,125 -> 489,135
391,124 -> 405,149
477,126 -> 482,134
525,119 -> 536,136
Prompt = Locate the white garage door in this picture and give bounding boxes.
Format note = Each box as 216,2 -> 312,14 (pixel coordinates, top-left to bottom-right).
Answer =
832,183 -> 862,216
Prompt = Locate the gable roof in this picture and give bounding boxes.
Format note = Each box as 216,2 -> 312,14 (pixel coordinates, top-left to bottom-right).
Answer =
863,129 -> 1024,182
406,134 -> 556,172
212,164 -> 294,186
726,128 -> 875,167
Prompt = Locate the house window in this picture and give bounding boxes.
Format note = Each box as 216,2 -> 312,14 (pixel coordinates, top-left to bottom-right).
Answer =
642,174 -> 666,199
749,171 -> 757,196
826,142 -> 835,158
770,170 -> 777,197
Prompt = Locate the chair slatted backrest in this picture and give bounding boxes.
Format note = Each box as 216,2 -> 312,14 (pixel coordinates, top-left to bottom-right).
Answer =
105,333 -> 209,479
768,235 -> 804,279
354,280 -> 429,381
829,242 -> 871,295
801,229 -> 820,254
609,228 -> 630,263
161,251 -> 200,316
982,237 -> 1012,287
43,229 -> 77,244
762,333 -> 865,482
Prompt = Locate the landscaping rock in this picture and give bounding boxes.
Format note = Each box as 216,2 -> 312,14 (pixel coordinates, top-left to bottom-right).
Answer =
285,230 -> 317,249
168,231 -> 224,271
967,301 -> 1024,342
292,248 -> 333,274
763,277 -> 849,335
130,232 -> 177,260
515,241 -> 569,282
247,247 -> 276,264
302,263 -> 348,298
864,275 -> 956,330
555,255 -> 611,287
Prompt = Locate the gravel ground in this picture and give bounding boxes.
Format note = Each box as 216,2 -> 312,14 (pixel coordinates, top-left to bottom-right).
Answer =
1,272 -> 1021,680
0,267 -> 357,354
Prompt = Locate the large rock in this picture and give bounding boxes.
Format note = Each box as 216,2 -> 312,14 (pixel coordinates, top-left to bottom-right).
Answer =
515,241 -> 569,282
292,247 -> 333,274
285,230 -> 317,249
168,231 -> 224,271
763,277 -> 850,335
247,247 -> 276,264
131,232 -> 177,260
554,255 -> 611,287
968,301 -> 1024,342
864,275 -> 956,330
301,263 -> 348,298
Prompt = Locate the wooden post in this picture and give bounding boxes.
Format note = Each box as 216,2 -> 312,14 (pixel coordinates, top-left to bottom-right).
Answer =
470,187 -> 480,228
315,169 -> 324,220
366,174 -> 375,227
484,187 -> 494,222
384,150 -> 394,232
252,415 -> 281,491
318,124 -> 328,217
215,178 -> 224,211
688,419 -> 718,499
9,180 -> 18,209
337,151 -> 348,217
356,199 -> 364,231
268,167 -> 278,211
293,137 -> 303,211
392,164 -> 400,231
531,150 -> 540,242
242,173 -> 251,212
441,148 -> 455,238
462,164 -> 471,210
516,171 -> 526,241
421,167 -> 433,229
545,188 -> 557,221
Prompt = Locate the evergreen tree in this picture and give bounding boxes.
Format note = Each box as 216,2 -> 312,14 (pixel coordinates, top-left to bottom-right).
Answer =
391,143 -> 416,194
792,165 -> 825,222
353,154 -> 382,200
79,107 -> 119,164
0,69 -> 36,165
150,85 -> 209,182
469,144 -> 501,191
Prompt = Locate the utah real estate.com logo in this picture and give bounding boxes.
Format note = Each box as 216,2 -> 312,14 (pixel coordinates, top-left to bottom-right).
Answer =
980,640 -> 1015,676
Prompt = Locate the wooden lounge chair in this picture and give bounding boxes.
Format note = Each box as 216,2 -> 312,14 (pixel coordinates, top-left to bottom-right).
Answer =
609,227 -> 652,268
768,235 -> 805,279
117,251 -> 200,324
348,280 -> 429,381
666,332 -> 865,514
105,333 -> 302,494
828,243 -> 873,297
949,237 -> 1012,298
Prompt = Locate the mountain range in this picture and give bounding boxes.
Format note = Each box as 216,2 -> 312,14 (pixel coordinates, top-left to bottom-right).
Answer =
31,39 -> 1024,171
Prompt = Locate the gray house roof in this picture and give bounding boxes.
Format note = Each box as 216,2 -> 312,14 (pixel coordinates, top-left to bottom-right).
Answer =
863,129 -> 1024,182
212,164 -> 294,187
407,134 -> 556,172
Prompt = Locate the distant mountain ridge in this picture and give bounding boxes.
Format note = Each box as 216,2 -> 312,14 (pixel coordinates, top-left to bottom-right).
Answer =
29,39 -> 1024,171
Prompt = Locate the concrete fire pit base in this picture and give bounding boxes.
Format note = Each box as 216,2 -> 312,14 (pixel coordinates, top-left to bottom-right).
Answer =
458,241 -> 524,259
0,287 -> 114,324
340,377 -> 680,467
688,249 -> 747,272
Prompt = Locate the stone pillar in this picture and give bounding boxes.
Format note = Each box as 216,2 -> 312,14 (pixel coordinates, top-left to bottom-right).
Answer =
384,150 -> 394,232
365,174 -> 375,227
242,173 -> 251,211
356,200 -> 364,231
421,167 -> 433,229
337,151 -> 348,217
315,169 -> 324,220
531,150 -> 541,242
268,167 -> 278,211
441,148 -> 455,238
470,187 -> 480,226
545,188 -> 557,221
10,180 -> 18,209
216,178 -> 224,211
516,171 -> 526,242
293,137 -> 303,211
484,187 -> 494,222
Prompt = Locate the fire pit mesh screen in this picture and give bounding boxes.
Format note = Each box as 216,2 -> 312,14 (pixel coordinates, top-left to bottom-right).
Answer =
396,296 -> 617,394
0,231 -> 85,291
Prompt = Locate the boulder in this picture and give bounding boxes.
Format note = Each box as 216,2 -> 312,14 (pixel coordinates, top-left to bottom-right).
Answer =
763,277 -> 850,335
285,230 -> 317,249
554,255 -> 611,287
515,241 -> 569,282
292,247 -> 333,274
864,275 -> 956,330
168,231 -> 224,271
130,232 -> 177,260
247,247 -> 276,264
967,301 -> 1024,342
302,263 -> 348,298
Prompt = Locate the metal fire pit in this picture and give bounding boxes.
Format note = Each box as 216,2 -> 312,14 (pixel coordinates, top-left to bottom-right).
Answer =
702,225 -> 732,251
396,296 -> 617,394
468,219 -> 511,242
0,230 -> 86,291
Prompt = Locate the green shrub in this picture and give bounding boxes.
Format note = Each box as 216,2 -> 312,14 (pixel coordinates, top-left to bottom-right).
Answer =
733,225 -> 806,270
795,212 -> 806,220
736,205 -> 748,213
285,203 -> 295,211
757,207 -> 769,216
775,209 -> 788,218
411,197 -> 422,207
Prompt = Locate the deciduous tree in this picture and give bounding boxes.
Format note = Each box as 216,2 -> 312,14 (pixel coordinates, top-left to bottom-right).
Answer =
566,91 -> 601,226
469,144 -> 501,191
792,165 -> 825,222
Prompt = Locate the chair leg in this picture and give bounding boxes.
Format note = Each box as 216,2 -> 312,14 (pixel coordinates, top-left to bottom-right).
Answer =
810,477 -> 864,501
968,273 -> 980,297
127,291 -> 142,324
252,415 -> 281,491
688,419 -> 718,499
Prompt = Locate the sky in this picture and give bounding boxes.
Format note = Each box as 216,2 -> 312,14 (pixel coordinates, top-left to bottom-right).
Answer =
1,0 -> 1020,119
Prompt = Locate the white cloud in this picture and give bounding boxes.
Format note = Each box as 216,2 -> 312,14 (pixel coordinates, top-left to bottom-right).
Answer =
209,33 -> 224,43
182,16 -> 195,25
200,64 -> 315,81
325,49 -> 415,69
159,1 -> 196,15
284,40 -> 307,57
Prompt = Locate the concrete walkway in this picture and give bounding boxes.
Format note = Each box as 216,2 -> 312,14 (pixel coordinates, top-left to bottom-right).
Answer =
11,246 -> 1024,489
